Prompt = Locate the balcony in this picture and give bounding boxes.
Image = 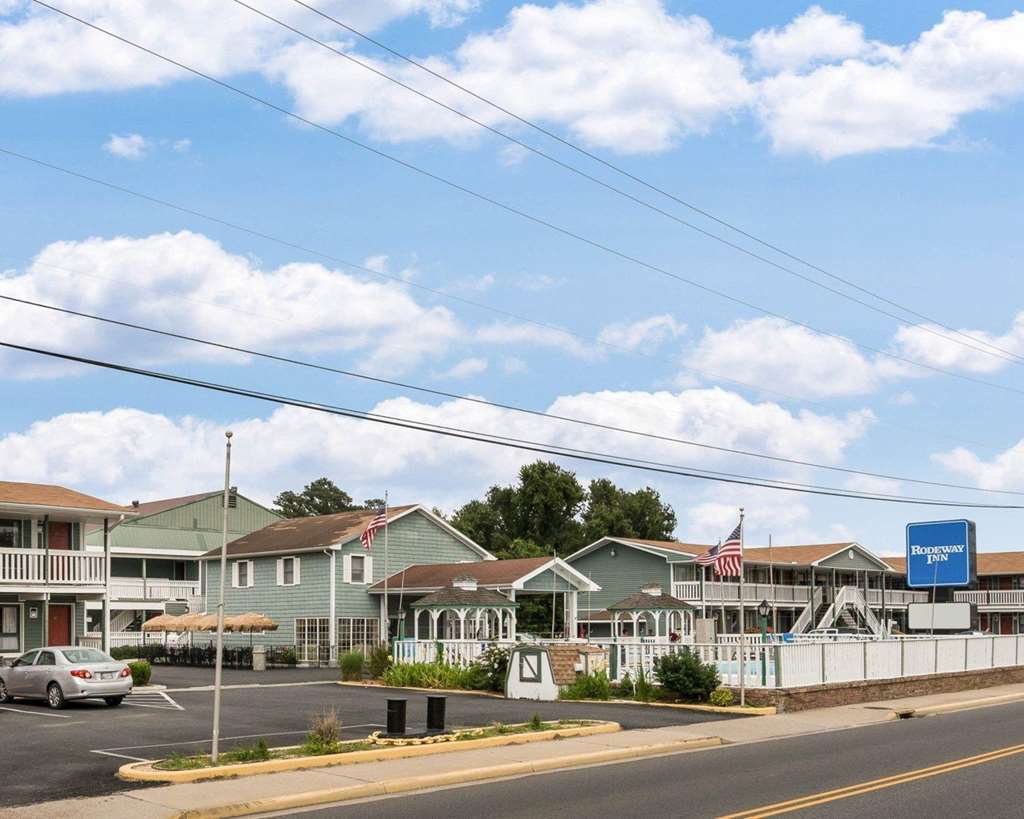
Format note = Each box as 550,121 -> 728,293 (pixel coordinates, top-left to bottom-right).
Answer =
0,547 -> 105,586
109,577 -> 200,601
672,581 -> 928,607
955,590 -> 1024,610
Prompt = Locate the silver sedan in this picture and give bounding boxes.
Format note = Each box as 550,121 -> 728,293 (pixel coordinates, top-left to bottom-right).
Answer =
0,646 -> 133,708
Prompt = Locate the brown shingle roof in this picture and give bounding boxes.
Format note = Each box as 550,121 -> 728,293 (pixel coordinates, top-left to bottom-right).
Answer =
616,538 -> 866,567
370,557 -> 550,591
411,586 -> 518,608
0,481 -> 130,514
614,538 -> 713,555
608,591 -> 693,611
202,505 -> 418,558
131,491 -> 221,518
885,552 -> 1024,576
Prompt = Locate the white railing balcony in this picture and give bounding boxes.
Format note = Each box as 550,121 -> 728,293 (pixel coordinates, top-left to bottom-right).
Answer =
109,577 -> 201,601
672,581 -> 811,604
955,590 -> 1024,608
865,588 -> 929,606
0,548 -> 105,585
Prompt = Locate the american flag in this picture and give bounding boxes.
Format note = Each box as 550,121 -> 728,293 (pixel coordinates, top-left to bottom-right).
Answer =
694,541 -> 720,567
715,520 -> 743,577
360,509 -> 387,551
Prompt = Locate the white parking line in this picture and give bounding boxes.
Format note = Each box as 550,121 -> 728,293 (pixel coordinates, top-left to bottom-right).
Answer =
91,749 -> 153,763
164,680 -> 340,692
123,691 -> 184,711
0,706 -> 71,719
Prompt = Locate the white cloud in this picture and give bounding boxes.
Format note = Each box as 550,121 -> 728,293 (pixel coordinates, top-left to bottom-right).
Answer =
597,314 -> 685,352
686,317 -> 883,398
103,132 -> 149,159
891,315 -> 1024,375
171,138 -> 192,152
755,10 -> 1024,158
748,6 -> 881,73
447,272 -> 495,292
502,356 -> 528,375
438,356 -> 488,379
476,322 -> 599,360
0,230 -> 460,378
890,391 -> 916,406
0,385 -> 874,510
933,442 -> 1024,491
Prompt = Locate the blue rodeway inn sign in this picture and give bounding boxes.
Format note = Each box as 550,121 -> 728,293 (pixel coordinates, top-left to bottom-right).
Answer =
905,519 -> 976,588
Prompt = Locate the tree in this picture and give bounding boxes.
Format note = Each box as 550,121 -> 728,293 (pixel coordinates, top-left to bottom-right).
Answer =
582,479 -> 676,545
274,478 -> 360,518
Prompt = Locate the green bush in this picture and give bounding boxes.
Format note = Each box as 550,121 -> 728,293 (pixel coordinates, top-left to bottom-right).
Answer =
339,651 -> 365,681
381,661 -> 482,690
709,687 -> 735,707
225,739 -> 270,763
128,660 -> 152,686
472,644 -> 511,692
654,650 -> 720,702
367,644 -> 393,678
632,664 -> 656,703
277,647 -> 298,666
304,707 -> 342,755
559,670 -> 611,701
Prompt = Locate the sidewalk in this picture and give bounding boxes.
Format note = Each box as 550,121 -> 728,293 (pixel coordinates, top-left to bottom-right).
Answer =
8,684 -> 1024,819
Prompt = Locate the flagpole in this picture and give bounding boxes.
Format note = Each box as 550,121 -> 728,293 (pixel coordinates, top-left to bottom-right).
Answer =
738,507 -> 746,708
383,491 -> 389,643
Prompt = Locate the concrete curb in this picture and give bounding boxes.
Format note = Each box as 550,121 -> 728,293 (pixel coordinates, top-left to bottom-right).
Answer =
908,691 -> 1024,718
336,681 -> 504,698
572,697 -> 775,716
170,736 -> 723,818
118,721 -> 621,783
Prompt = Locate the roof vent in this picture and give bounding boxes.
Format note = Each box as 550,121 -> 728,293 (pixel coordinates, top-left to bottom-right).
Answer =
641,582 -> 662,596
453,575 -> 478,591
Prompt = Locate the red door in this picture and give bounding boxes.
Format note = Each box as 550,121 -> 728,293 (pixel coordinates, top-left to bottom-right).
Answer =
48,522 -> 71,550
47,605 -> 71,646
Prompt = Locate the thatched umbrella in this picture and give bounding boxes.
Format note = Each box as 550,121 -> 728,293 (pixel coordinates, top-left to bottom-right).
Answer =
227,612 -> 279,647
142,613 -> 180,632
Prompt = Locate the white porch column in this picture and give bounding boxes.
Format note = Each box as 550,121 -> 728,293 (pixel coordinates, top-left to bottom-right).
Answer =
457,609 -> 467,640
565,591 -> 578,639
379,592 -> 388,642
413,609 -> 419,640
429,609 -> 439,639
329,551 -> 337,665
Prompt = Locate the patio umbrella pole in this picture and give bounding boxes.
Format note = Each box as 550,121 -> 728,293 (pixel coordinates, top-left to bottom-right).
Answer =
211,431 -> 233,764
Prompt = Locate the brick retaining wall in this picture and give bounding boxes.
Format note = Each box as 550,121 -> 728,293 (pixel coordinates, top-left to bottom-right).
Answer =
729,666 -> 1024,712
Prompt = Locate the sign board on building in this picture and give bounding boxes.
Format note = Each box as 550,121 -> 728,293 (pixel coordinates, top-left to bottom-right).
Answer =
908,602 -> 974,631
905,519 -> 976,588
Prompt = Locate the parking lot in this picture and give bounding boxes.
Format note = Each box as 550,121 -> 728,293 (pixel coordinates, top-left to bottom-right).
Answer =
0,666 -> 744,808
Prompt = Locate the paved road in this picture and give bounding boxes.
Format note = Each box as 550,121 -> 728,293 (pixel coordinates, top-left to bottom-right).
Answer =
294,700 -> 1024,818
0,669 -> 737,808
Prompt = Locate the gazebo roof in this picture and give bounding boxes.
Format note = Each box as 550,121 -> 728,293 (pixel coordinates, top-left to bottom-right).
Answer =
411,586 -> 519,609
608,591 -> 693,611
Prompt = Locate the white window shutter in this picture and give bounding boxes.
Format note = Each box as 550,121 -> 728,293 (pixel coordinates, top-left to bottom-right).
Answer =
276,559 -> 284,587
247,561 -> 254,588
364,555 -> 373,585
343,554 -> 352,583
232,562 -> 239,588
293,557 -> 301,586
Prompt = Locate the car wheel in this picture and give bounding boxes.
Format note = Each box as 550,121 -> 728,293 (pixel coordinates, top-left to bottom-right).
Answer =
0,679 -> 11,703
104,696 -> 124,707
47,682 -> 66,710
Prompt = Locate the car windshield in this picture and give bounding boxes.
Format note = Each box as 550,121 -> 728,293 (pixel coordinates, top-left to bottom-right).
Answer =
61,648 -> 114,664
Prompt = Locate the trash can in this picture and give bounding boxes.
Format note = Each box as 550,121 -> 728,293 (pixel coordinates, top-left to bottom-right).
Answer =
252,645 -> 266,672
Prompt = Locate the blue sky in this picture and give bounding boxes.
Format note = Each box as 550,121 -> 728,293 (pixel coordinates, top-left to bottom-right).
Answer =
2,1 -> 1024,554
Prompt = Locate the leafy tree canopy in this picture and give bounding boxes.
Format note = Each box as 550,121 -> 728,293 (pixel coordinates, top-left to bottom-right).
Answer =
450,462 -> 675,559
273,477 -> 377,518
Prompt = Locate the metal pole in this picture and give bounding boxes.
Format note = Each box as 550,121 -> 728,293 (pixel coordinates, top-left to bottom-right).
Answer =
930,560 -> 939,636
769,534 -> 777,634
211,430 -> 233,764
738,508 -> 746,707
102,517 -> 111,654
383,491 -> 389,643
42,514 -> 49,648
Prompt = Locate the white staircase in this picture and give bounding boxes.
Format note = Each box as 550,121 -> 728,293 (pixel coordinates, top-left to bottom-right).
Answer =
110,610 -> 136,632
791,586 -> 824,634
814,586 -> 883,635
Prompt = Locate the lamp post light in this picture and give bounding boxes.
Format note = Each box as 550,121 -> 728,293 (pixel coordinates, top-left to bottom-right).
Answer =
758,599 -> 771,686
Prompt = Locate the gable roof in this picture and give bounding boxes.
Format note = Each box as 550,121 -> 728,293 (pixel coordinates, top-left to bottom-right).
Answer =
199,505 -> 491,560
129,491 -> 222,519
370,557 -> 550,591
411,586 -> 518,608
0,481 -> 131,515
565,536 -> 713,562
885,552 -> 1024,576
608,591 -> 693,611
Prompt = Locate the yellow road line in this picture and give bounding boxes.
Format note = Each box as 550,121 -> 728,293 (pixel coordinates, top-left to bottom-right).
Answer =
720,742 -> 1024,818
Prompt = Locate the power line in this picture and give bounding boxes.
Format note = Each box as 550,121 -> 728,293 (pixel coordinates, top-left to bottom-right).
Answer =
285,0 -> 1024,368
31,1 -> 1024,400
2,338 -> 1020,509
3,289 -> 1019,498
1,148 -> 1005,455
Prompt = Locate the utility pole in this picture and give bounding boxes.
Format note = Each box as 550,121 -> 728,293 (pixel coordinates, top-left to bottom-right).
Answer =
211,431 -> 233,763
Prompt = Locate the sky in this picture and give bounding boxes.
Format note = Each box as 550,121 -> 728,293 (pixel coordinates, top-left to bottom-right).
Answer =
2,0 -> 1024,555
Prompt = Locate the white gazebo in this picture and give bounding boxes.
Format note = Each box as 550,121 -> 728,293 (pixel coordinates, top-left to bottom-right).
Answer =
410,576 -> 519,641
608,583 -> 695,640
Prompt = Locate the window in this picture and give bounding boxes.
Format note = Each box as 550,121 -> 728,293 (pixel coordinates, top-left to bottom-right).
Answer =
0,605 -> 19,652
343,553 -> 373,585
0,519 -> 21,550
61,648 -> 113,664
337,617 -> 380,654
295,617 -> 330,664
232,560 -> 254,589
12,650 -> 37,668
35,651 -> 56,666
277,557 -> 301,586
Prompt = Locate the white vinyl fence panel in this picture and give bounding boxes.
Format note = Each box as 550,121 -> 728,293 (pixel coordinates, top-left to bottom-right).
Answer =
864,641 -> 901,680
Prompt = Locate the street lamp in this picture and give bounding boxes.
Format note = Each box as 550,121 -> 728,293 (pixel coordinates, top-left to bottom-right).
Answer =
758,599 -> 770,686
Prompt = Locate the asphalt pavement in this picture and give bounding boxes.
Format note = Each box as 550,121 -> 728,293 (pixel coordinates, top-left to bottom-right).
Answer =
289,699 -> 1024,819
0,669 -> 738,808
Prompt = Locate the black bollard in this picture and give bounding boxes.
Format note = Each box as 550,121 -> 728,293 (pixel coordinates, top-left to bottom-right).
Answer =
386,698 -> 407,736
426,695 -> 447,732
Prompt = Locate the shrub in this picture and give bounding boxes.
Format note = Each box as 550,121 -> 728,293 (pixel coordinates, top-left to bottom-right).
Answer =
381,661 -> 481,690
632,664 -> 655,703
709,688 -> 735,707
367,644 -> 393,678
529,712 -> 544,731
654,650 -> 720,703
472,644 -> 511,692
559,670 -> 611,701
305,707 -> 342,754
128,659 -> 152,686
339,651 -> 365,681
226,740 -> 270,763
278,647 -> 298,666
